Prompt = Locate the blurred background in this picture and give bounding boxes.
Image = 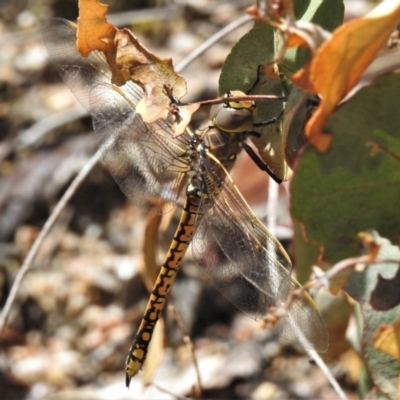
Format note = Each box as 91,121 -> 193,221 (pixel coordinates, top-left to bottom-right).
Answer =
0,1 -> 378,399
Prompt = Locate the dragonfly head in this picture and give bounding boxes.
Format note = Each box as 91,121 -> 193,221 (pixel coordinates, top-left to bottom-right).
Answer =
210,90 -> 255,133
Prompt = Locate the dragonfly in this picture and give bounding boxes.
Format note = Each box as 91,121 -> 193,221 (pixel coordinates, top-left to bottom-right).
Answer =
42,18 -> 328,387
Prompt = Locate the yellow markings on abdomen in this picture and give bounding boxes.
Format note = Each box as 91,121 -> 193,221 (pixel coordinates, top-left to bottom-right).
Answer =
125,194 -> 199,386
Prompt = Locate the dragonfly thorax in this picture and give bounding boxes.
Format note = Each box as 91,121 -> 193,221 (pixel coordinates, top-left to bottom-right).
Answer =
201,127 -> 244,172
187,127 -> 244,203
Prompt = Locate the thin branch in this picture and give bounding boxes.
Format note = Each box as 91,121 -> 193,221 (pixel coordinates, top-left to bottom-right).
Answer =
169,305 -> 202,397
262,292 -> 349,400
149,382 -> 188,400
305,256 -> 400,291
17,106 -> 87,148
107,5 -> 183,27
304,347 -> 348,400
0,106 -> 88,163
175,14 -> 253,72
197,94 -> 286,107
0,149 -> 103,333
266,176 -> 279,235
277,287 -> 348,400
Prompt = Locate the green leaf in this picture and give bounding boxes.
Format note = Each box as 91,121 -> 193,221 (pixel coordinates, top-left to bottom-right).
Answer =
292,220 -> 320,283
218,2 -> 344,180
291,73 -> 400,263
280,0 -> 344,174
218,21 -> 283,121
346,232 -> 400,400
219,22 -> 289,180
282,87 -> 309,167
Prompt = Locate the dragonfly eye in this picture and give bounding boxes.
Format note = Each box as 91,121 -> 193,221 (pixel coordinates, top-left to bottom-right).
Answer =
210,90 -> 255,133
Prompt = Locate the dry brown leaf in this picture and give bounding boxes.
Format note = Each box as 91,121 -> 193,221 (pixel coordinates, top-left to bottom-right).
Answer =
292,0 -> 400,152
172,103 -> 201,137
372,320 -> 400,398
142,317 -> 165,385
249,0 -> 331,52
115,29 -> 189,124
77,0 -> 128,86
373,319 -> 400,360
77,0 -> 115,57
141,214 -> 162,292
340,349 -> 363,385
77,0 -> 194,128
283,19 -> 331,52
357,231 -> 381,262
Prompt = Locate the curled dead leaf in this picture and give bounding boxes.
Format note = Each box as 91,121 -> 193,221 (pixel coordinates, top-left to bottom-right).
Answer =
373,320 -> 400,361
291,0 -> 400,152
77,0 -> 127,86
77,0 -> 195,130
172,103 -> 201,137
115,29 -> 189,124
249,0 -> 332,54
357,231 -> 381,262
77,0 -> 115,57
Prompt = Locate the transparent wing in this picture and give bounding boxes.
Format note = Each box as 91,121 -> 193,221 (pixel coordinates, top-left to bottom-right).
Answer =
276,286 -> 328,352
42,18 -> 191,212
191,156 -> 328,352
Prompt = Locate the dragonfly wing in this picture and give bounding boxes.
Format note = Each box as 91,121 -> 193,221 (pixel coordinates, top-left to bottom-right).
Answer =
191,162 -> 328,352
192,182 -> 291,320
42,18 -> 191,211
276,283 -> 329,352
88,83 -> 188,211
42,18 -> 114,112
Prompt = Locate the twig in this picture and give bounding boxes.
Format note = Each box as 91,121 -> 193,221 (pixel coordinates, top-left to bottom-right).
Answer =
17,106 -> 88,148
305,256 -> 400,291
197,94 -> 286,107
262,293 -> 348,399
149,382 -> 188,400
274,285 -> 349,400
108,5 -> 183,27
266,176 -> 279,235
169,305 -> 202,398
304,346 -> 348,400
0,107 -> 88,162
261,286 -> 348,399
175,14 -> 253,72
0,149 -> 103,334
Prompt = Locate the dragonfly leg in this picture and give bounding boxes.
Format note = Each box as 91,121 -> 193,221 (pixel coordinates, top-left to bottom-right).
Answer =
125,195 -> 198,387
253,109 -> 284,128
242,143 -> 282,184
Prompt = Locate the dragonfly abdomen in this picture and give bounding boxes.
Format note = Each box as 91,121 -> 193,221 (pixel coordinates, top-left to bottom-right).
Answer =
125,192 -> 201,385
125,116 -> 248,385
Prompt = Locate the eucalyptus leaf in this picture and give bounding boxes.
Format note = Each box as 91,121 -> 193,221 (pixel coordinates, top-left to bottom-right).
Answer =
218,1 -> 344,181
346,232 -> 400,400
291,73 -> 400,262
219,22 -> 290,180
